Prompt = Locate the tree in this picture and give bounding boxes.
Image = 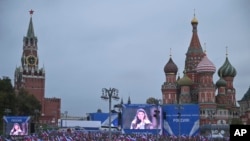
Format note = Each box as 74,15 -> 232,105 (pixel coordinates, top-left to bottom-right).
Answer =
97,108 -> 102,113
0,77 -> 16,134
146,97 -> 159,104
15,88 -> 41,116
0,77 -> 13,93
0,77 -> 41,116
0,77 -> 16,115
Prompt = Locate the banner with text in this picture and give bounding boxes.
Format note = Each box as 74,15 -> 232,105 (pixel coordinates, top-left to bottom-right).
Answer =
162,104 -> 200,137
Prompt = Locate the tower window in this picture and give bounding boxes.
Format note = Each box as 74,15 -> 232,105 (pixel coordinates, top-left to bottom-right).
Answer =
30,39 -> 33,45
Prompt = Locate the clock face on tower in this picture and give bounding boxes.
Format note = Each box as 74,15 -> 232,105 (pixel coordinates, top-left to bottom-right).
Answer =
26,55 -> 37,65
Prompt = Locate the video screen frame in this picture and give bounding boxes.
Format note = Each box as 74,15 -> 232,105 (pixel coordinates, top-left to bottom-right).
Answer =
122,104 -> 162,131
3,116 -> 31,136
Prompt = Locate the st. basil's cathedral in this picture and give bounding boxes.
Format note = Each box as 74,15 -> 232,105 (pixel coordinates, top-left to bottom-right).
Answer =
161,15 -> 250,125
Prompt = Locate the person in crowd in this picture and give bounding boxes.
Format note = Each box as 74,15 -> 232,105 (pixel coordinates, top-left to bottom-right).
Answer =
130,108 -> 153,129
10,123 -> 23,135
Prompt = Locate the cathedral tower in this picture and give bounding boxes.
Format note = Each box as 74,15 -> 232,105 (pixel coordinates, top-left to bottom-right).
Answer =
217,49 -> 237,107
196,51 -> 217,125
161,50 -> 178,104
216,49 -> 238,121
185,14 -> 205,80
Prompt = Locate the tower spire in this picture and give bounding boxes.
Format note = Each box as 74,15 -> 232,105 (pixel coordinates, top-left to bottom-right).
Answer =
189,12 -> 201,48
185,12 -> 204,73
191,9 -> 198,25
127,96 -> 131,104
170,48 -> 172,58
27,9 -> 35,37
226,46 -> 228,57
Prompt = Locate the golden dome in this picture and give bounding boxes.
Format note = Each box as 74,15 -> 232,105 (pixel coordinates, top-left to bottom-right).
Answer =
191,16 -> 198,24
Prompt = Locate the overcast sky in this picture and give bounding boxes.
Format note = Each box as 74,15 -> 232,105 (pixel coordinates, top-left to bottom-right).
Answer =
1,0 -> 249,116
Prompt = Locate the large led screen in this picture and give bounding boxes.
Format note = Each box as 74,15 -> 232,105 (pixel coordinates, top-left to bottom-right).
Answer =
3,116 -> 30,136
162,104 -> 200,137
122,104 -> 162,134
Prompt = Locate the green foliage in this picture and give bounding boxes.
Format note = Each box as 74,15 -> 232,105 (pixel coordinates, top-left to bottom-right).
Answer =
15,88 -> 42,116
0,77 -> 13,93
146,97 -> 159,104
0,77 -> 16,115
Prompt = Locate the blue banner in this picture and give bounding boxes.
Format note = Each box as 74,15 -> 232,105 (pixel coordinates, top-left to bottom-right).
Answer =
162,104 -> 200,137
3,116 -> 30,123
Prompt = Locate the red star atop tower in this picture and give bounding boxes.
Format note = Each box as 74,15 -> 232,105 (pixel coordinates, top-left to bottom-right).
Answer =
29,9 -> 34,16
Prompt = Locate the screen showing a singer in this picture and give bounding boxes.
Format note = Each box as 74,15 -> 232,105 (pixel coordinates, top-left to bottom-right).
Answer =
122,104 -> 162,131
3,116 -> 30,136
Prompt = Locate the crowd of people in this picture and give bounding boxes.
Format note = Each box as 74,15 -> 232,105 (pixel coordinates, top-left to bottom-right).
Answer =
1,129 -> 229,141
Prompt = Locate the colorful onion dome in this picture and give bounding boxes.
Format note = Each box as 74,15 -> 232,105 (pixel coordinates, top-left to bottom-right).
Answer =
164,57 -> 178,74
216,77 -> 227,87
196,55 -> 216,73
217,57 -> 237,77
177,72 -> 193,86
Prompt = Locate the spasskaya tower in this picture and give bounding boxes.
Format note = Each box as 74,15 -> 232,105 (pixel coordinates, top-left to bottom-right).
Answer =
14,10 -> 61,125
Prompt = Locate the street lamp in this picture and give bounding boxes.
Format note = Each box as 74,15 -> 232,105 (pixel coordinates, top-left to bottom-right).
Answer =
175,105 -> 183,141
101,88 -> 119,141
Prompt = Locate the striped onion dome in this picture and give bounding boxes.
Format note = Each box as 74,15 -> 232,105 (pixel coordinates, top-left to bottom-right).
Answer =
216,77 -> 227,87
196,55 -> 216,73
218,57 -> 237,77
